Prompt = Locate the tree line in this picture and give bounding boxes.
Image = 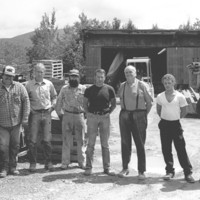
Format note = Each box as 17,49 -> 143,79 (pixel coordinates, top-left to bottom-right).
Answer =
1,11 -> 200,74
26,11 -> 139,73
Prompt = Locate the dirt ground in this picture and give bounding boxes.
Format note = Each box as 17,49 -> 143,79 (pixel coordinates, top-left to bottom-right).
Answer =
1,102 -> 200,200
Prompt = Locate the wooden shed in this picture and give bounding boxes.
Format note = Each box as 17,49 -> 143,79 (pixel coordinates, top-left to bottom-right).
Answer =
82,29 -> 200,93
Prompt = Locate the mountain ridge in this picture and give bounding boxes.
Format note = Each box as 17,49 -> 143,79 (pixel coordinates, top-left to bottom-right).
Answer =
0,29 -> 65,49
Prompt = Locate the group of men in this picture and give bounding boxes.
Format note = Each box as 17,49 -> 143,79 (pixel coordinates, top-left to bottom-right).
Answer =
0,63 -> 57,177
0,63 -> 196,183
56,68 -> 116,176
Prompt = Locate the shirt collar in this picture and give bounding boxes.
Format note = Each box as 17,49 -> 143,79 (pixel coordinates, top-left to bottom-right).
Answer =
33,79 -> 46,85
126,78 -> 138,87
1,80 -> 16,88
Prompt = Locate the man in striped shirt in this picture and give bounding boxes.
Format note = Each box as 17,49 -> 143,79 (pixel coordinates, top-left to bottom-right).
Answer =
0,66 -> 30,178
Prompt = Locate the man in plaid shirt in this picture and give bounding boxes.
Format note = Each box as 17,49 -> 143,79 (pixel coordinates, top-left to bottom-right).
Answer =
55,69 -> 86,170
0,66 -> 30,178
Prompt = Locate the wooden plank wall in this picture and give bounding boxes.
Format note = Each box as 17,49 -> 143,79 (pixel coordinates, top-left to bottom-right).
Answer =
167,48 -> 200,84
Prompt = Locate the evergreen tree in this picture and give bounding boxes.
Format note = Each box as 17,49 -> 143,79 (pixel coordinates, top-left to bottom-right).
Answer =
112,18 -> 121,29
122,19 -> 137,30
27,10 -> 60,62
193,18 -> 200,30
2,42 -> 28,65
152,24 -> 159,30
59,12 -> 113,73
179,19 -> 194,30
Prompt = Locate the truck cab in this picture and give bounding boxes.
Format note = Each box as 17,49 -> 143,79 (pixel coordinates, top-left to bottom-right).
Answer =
126,57 -> 154,98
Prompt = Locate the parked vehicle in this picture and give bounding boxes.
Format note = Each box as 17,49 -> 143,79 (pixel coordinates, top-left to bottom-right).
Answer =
126,57 -> 154,98
178,61 -> 200,114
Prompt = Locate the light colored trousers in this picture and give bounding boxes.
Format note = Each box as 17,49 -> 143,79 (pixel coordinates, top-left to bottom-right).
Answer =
61,112 -> 85,166
85,113 -> 111,170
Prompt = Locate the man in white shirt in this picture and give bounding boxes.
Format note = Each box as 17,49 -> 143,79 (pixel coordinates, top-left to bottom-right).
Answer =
156,74 -> 194,183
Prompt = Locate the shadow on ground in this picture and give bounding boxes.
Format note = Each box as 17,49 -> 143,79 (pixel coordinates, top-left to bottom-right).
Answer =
42,171 -> 200,192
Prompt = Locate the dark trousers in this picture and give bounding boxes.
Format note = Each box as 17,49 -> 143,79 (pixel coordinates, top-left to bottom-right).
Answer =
0,125 -> 21,171
119,110 -> 147,173
28,112 -> 52,165
158,119 -> 192,176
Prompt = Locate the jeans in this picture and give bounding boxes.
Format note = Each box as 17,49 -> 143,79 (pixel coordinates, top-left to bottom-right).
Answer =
119,110 -> 147,173
158,119 -> 192,176
0,124 -> 21,171
61,112 -> 85,166
29,111 -> 52,165
85,113 -> 110,170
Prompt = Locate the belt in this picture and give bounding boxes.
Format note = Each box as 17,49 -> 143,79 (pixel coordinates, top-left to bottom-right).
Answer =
121,109 -> 146,113
90,111 -> 110,115
161,119 -> 179,123
34,109 -> 49,113
64,110 -> 84,114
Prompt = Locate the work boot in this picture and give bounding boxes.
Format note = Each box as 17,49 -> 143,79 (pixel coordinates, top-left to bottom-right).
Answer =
29,163 -> 36,173
84,168 -> 92,176
104,168 -> 115,176
60,164 -> 69,170
9,168 -> 20,175
138,172 -> 146,180
185,174 -> 195,183
78,163 -> 86,170
0,170 -> 7,178
45,162 -> 54,172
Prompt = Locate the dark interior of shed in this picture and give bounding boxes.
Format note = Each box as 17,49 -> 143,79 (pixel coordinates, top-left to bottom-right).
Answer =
101,47 -> 167,94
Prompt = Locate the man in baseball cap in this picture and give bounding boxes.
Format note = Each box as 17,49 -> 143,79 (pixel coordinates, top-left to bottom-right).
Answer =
55,68 -> 86,170
68,69 -> 80,88
2,66 -> 16,76
0,65 -> 30,178
1,66 -> 16,87
68,69 -> 80,76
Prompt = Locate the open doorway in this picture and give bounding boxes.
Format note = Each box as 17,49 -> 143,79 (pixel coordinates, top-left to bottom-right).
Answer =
101,47 -> 167,94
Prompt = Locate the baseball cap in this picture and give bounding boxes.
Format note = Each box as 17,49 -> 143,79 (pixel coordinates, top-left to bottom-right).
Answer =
3,66 -> 16,76
69,69 -> 79,76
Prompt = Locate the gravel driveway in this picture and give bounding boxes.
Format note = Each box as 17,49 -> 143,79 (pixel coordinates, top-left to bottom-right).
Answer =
1,103 -> 200,200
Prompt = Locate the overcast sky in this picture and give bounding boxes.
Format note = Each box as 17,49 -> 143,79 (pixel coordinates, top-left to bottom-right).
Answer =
0,0 -> 200,38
